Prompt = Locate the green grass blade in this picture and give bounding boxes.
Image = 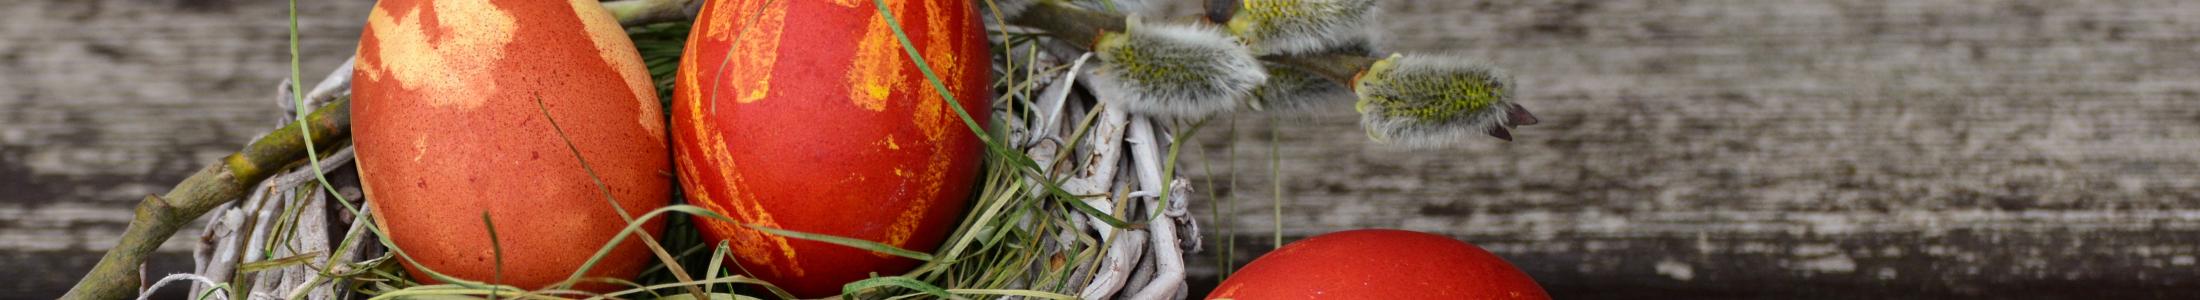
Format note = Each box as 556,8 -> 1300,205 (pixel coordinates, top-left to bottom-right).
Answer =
840,276 -> 955,299
744,225 -> 935,262
482,212 -> 506,299
704,241 -> 728,294
1271,114 -> 1284,247
1152,118 -> 1210,220
559,205 -> 734,287
589,275 -> 787,300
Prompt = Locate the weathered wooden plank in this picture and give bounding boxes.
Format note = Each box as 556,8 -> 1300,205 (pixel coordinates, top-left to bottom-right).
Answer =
0,0 -> 373,297
5,0 -> 2200,298
1175,0 -> 2200,298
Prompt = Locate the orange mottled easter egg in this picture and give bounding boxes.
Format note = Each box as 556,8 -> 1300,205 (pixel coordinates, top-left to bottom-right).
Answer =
351,0 -> 669,292
1209,229 -> 1552,299
671,0 -> 990,296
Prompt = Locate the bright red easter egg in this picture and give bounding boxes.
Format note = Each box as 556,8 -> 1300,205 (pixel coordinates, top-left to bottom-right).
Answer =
1209,229 -> 1551,299
351,0 -> 669,292
670,0 -> 990,297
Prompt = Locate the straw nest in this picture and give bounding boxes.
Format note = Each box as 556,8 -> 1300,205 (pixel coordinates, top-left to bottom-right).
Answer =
134,0 -> 1523,298
169,5 -> 1203,300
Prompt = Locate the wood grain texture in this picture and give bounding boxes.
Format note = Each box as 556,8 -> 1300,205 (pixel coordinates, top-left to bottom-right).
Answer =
4,0 -> 2199,298
0,0 -> 372,297
1168,0 -> 2200,298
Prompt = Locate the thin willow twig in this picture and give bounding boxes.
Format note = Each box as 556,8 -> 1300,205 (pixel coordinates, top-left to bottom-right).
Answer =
1125,117 -> 1187,300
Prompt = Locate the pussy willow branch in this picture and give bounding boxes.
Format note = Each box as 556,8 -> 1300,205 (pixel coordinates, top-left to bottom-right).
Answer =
191,147 -> 359,300
1265,53 -> 1380,87
1010,1 -> 1380,87
63,98 -> 352,300
1009,1 -> 1125,50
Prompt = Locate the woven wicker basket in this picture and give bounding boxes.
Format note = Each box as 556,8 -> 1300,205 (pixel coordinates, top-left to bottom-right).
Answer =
180,9 -> 1202,300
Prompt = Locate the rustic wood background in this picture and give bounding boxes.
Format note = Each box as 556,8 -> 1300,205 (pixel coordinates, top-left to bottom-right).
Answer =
5,0 -> 2198,298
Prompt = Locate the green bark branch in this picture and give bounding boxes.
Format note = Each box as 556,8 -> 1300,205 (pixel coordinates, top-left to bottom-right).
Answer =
1011,1 -> 1127,50
63,99 -> 352,300
1009,1 -> 1379,88
1264,53 -> 1379,87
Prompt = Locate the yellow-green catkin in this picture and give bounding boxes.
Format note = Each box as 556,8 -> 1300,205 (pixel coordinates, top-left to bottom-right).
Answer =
1352,53 -> 1516,144
1226,0 -> 1378,55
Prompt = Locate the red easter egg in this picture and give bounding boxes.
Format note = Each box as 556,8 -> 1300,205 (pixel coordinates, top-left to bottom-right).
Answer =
670,0 -> 990,297
351,0 -> 669,292
1209,229 -> 1551,299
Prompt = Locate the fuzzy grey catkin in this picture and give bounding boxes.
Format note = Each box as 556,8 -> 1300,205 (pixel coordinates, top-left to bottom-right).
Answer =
1084,17 -> 1267,118
1226,0 -> 1380,55
1354,53 -> 1528,144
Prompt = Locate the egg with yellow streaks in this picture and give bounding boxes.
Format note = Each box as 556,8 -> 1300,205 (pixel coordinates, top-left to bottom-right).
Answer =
671,0 -> 990,297
351,0 -> 669,292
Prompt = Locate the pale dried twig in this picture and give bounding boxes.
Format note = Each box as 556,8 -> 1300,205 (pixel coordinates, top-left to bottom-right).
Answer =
1125,116 -> 1188,300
